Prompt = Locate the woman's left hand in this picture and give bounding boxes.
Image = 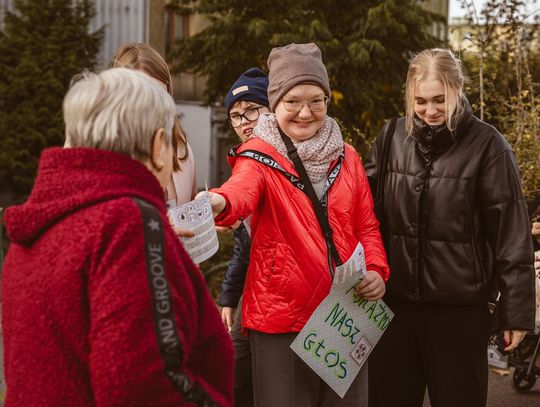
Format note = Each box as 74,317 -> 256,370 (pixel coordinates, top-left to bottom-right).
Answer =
172,226 -> 194,238
503,330 -> 527,351
215,220 -> 242,233
354,270 -> 386,301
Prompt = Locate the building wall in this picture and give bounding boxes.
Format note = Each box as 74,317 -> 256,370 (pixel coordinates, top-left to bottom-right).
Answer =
176,104 -> 214,187
158,4 -> 208,102
148,0 -> 166,55
90,0 -> 148,70
449,19 -> 540,53
449,18 -> 477,52
421,0 -> 450,41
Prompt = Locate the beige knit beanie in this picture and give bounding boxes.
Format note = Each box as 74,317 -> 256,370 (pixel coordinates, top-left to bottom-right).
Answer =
267,43 -> 331,112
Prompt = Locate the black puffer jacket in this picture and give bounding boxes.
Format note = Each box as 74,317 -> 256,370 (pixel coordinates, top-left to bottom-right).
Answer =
364,101 -> 535,331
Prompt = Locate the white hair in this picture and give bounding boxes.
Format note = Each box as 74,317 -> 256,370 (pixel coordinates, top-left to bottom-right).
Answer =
63,68 -> 176,160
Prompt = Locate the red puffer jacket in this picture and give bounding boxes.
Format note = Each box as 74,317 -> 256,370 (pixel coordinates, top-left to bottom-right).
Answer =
2,148 -> 233,407
213,138 -> 389,334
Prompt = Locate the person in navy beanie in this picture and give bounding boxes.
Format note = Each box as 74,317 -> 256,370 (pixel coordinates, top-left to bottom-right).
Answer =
225,68 -> 269,109
220,67 -> 270,407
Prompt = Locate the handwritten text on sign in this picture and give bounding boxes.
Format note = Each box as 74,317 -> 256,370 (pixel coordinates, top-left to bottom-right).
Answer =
290,243 -> 393,398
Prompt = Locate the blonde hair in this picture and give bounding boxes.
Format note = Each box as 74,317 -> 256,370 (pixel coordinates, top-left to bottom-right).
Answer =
64,68 -> 175,162
405,49 -> 466,135
110,43 -> 188,170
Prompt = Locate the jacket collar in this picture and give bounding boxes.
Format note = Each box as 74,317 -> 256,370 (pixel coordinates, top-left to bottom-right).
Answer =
5,147 -> 165,244
413,97 -> 474,158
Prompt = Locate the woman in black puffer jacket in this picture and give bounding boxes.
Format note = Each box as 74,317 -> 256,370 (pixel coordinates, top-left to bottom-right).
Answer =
365,48 -> 535,407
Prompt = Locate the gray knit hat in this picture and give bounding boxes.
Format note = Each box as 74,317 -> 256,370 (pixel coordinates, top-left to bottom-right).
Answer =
267,43 -> 331,112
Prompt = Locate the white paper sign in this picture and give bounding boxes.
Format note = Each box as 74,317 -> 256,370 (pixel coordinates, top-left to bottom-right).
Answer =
290,242 -> 394,398
168,192 -> 219,264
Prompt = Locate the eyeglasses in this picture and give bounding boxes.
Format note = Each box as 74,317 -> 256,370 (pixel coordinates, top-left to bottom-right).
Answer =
228,106 -> 262,128
281,96 -> 329,113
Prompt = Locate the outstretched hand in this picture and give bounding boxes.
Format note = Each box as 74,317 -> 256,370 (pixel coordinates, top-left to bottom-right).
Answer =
215,220 -> 242,233
195,191 -> 226,217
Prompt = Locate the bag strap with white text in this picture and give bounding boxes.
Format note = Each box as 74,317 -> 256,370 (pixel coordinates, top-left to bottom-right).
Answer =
277,127 -> 343,276
133,198 -> 220,407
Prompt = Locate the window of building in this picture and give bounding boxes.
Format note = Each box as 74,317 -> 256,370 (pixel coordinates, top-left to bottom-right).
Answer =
165,5 -> 189,55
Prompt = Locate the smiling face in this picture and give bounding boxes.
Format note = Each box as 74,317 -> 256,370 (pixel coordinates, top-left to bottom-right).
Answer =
274,84 -> 327,143
414,78 -> 451,126
229,100 -> 270,142
413,76 -> 460,128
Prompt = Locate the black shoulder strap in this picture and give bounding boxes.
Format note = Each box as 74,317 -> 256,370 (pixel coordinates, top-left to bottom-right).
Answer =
133,198 -> 221,407
277,128 -> 343,275
375,117 -> 397,204
228,147 -> 344,201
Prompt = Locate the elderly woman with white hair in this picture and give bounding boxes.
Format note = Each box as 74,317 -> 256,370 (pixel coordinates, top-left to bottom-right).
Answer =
1,68 -> 233,407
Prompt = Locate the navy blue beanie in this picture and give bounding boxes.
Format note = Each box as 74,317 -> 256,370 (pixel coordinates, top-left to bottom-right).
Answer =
224,67 -> 269,113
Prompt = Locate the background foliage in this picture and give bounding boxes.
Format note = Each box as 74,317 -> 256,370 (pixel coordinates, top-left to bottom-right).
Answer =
0,0 -> 103,198
457,0 -> 540,199
1,0 -> 539,291
169,0 -> 441,152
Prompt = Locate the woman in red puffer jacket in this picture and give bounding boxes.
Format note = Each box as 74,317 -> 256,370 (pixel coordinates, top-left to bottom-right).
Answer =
206,43 -> 389,407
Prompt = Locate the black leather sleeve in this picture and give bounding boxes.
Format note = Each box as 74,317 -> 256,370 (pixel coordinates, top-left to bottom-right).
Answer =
479,148 -> 536,331
363,120 -> 385,190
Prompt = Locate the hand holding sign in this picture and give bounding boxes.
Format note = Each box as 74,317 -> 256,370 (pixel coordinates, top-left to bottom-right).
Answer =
354,271 -> 385,300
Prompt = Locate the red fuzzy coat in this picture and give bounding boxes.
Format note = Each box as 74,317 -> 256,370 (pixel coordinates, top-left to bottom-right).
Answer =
2,148 -> 233,407
213,138 -> 389,334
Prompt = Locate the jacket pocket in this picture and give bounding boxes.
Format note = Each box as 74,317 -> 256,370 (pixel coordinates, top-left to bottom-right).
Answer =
259,242 -> 292,289
255,243 -> 293,302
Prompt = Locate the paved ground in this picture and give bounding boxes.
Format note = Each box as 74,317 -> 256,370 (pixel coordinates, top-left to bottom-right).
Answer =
423,367 -> 540,407
0,327 -> 537,406
0,364 -> 536,406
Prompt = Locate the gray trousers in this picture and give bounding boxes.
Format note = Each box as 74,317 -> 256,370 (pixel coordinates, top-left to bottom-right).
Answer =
250,330 -> 368,407
231,297 -> 254,407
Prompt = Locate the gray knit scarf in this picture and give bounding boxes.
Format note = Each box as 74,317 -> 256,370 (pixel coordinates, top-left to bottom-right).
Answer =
253,113 -> 344,183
